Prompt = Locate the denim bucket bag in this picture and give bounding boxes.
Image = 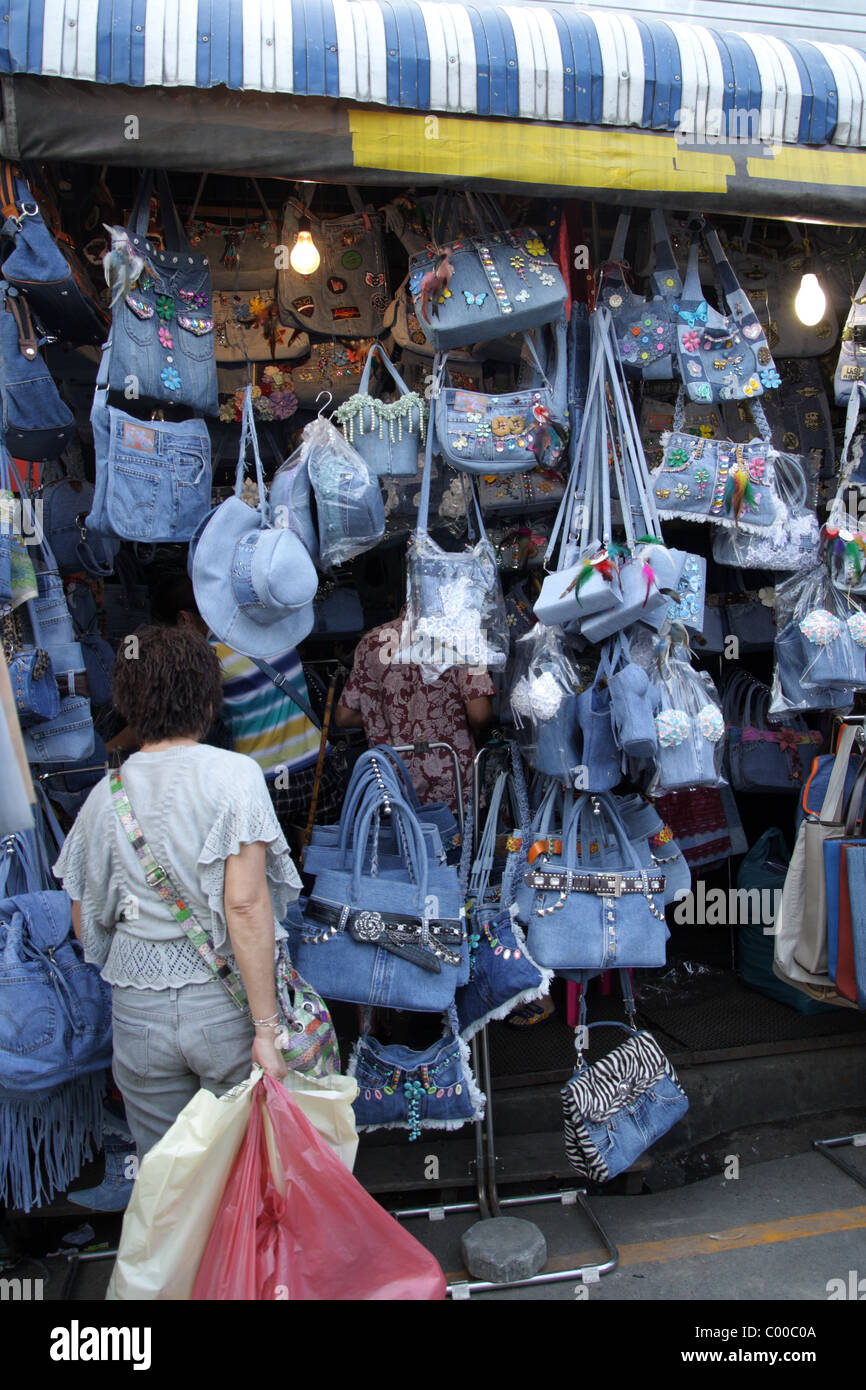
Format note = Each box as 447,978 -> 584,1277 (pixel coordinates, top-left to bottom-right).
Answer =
521,794 -> 669,971
106,169 -> 218,417
0,282 -> 75,461
332,342 -> 427,479
296,782 -> 467,1011
348,1006 -> 485,1140
88,348 -> 213,545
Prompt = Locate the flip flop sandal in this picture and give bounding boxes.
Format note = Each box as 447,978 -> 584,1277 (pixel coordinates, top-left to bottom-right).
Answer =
504,997 -> 556,1029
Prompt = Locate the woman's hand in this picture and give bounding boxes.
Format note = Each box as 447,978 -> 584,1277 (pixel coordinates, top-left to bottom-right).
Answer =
252,1030 -> 289,1080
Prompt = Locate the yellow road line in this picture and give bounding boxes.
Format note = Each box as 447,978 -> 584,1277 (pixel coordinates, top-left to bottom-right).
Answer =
446,1206 -> 866,1281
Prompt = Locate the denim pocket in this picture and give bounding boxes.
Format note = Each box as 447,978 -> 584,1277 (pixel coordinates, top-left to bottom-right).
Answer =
112,1017 -> 148,1077
107,463 -> 160,540
176,315 -> 215,363
0,978 -> 56,1053
121,299 -> 155,348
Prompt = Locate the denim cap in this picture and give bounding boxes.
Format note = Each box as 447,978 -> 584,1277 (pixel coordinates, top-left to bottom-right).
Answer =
191,494 -> 318,659
269,456 -> 319,565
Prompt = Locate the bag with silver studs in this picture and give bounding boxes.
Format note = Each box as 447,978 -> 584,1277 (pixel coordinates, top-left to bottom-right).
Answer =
516,792 -> 670,971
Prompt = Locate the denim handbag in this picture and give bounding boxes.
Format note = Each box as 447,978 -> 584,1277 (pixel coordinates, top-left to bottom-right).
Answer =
18,534 -> 95,765
797,607 -> 866,691
408,193 -> 566,351
8,646 -> 60,727
0,890 -> 113,1093
521,794 -> 669,971
332,342 -> 427,479
562,1015 -> 689,1183
296,782 -> 468,1011
602,635 -> 661,761
599,209 -> 681,381
106,169 -> 218,417
88,349 -> 213,545
0,162 -> 108,344
0,282 -> 75,461
348,1006 -> 484,1140
654,415 -> 780,535
724,674 -> 821,795
435,334 -> 567,475
674,225 -> 776,405
773,620 -> 856,714
277,187 -> 390,338
39,476 -> 118,577
618,793 -> 690,907
576,666 -> 620,792
835,264 -> 866,405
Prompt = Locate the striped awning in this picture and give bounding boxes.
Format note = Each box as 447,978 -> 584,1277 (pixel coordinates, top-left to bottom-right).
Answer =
2,0 -> 866,150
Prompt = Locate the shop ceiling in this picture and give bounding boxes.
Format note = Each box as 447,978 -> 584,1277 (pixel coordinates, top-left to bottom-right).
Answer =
1,0 -> 866,221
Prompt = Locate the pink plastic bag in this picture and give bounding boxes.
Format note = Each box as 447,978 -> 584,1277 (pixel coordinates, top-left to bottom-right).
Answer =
192,1075 -> 446,1301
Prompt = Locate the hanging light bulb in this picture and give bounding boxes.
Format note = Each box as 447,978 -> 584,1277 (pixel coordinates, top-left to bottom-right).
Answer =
794,235 -> 826,327
289,216 -> 320,276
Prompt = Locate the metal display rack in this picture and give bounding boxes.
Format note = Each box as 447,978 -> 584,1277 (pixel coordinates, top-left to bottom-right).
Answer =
391,742 -> 620,1298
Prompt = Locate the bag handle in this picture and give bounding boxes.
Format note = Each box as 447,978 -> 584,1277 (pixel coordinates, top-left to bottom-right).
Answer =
819,721 -> 859,824
189,173 -> 273,225
570,793 -> 644,875
359,340 -> 412,399
469,769 -> 509,907
127,169 -> 192,256
545,329 -> 607,569
649,209 -> 682,296
235,386 -> 268,522
251,657 -> 321,730
416,357 -> 442,535
349,789 -> 430,909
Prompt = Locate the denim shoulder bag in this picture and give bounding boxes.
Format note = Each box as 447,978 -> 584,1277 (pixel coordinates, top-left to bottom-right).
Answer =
834,264 -> 866,405
522,794 -> 669,971
332,342 -> 427,478
106,168 -> 218,417
435,331 -> 567,475
599,209 -> 681,381
38,475 -> 119,577
109,769 -> 340,1077
277,185 -> 390,338
562,985 -> 688,1183
295,777 -> 468,1011
88,345 -> 213,544
0,280 -> 75,462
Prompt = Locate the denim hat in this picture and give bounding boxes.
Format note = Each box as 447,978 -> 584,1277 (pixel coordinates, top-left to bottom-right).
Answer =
192,495 -> 317,660
269,452 -> 319,564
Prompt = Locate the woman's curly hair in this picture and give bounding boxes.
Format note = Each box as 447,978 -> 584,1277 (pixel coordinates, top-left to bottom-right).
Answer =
112,625 -> 223,744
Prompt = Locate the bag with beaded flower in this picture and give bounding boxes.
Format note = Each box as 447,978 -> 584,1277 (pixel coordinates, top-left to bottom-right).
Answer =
332,342 -> 428,478
651,633 -> 726,795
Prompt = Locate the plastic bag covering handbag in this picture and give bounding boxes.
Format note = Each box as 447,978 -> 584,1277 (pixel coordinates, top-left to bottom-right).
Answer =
518,792 -> 669,971
38,475 -> 119,578
268,443 -> 319,565
105,169 -> 218,417
456,751 -> 553,1040
295,777 -> 467,1011
602,634 -> 661,761
651,636 -> 725,795
435,334 -> 568,476
192,1075 -> 446,1301
277,187 -> 390,339
723,671 -> 821,796
349,1005 -> 485,1139
406,400 -> 509,682
562,1007 -> 688,1183
599,209 -> 681,381
301,412 -> 385,569
509,625 -> 582,782
0,282 -> 75,461
712,450 -> 818,571
408,192 -> 567,352
0,161 -> 108,345
88,348 -> 213,544
332,341 -> 427,478
834,262 -> 866,404
673,224 -> 777,405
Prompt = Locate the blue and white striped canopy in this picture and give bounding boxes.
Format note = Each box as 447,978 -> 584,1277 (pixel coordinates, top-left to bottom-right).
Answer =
2,0 -> 866,149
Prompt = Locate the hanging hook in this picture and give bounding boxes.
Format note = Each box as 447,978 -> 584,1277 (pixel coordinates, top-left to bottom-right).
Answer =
315,390 -> 333,417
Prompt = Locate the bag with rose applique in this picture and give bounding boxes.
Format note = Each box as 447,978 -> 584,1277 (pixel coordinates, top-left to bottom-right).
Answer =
650,631 -> 726,794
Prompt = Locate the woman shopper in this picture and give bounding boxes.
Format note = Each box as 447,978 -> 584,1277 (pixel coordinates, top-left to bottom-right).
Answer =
54,624 -> 299,1158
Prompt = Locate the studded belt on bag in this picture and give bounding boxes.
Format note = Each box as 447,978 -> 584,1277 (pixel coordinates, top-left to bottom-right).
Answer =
303,900 -> 465,973
523,869 -> 666,897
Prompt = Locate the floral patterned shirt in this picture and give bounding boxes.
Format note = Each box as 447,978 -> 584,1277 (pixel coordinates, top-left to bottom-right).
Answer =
339,621 -> 495,812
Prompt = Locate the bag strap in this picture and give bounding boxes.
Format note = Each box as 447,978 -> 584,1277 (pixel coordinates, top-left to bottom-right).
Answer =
359,340 -> 411,398
649,209 -> 682,297
417,357 -> 442,535
236,385 -> 268,519
302,670 -> 338,850
110,768 -> 250,1012
250,656 -> 322,730
819,721 -> 859,823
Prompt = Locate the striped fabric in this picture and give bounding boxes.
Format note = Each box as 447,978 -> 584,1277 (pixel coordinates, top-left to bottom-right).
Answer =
2,0 -> 865,149
214,642 -> 319,779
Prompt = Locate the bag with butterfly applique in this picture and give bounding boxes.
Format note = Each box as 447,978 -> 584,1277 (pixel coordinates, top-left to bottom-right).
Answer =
277,187 -> 390,339
673,222 -> 778,406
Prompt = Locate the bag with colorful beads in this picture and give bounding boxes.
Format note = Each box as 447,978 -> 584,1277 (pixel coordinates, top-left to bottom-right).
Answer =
456,753 -> 553,1040
672,222 -> 777,406
478,470 -> 565,518
184,175 -> 280,291
598,209 -> 681,381
332,342 -> 427,479
434,336 -> 567,475
654,393 -> 782,534
289,338 -> 375,408
105,169 -> 218,417
348,1005 -> 485,1140
408,193 -> 567,352
650,635 -> 726,795
723,669 -> 822,797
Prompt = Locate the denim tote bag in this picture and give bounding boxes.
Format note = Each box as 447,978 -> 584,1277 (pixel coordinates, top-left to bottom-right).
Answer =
0,282 -> 75,461
522,794 -> 669,971
277,186 -> 390,338
297,783 -> 467,1011
599,209 -> 681,381
106,169 -> 218,417
7,647 -> 60,727
618,794 -> 690,907
575,668 -> 620,792
332,342 -> 427,479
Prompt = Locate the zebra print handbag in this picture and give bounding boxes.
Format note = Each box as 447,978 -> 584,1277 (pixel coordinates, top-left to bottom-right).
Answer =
562,1021 -> 689,1183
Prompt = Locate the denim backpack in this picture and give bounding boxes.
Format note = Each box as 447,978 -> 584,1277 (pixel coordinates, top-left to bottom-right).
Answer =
106,169 -> 218,417
0,162 -> 108,344
295,779 -> 467,1011
0,281 -> 75,461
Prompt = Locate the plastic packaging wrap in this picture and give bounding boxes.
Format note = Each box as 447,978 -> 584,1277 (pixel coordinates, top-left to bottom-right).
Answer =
406,529 -> 509,683
301,415 -> 385,569
650,633 -> 726,794
712,451 -> 819,572
509,624 -> 582,780
770,562 -> 863,718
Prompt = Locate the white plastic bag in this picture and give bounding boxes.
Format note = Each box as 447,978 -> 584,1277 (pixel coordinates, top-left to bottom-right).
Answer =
302,415 -> 385,568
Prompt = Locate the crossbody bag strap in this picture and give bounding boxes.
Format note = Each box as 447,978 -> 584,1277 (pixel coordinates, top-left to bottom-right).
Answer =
250,656 -> 322,730
109,769 -> 250,1012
